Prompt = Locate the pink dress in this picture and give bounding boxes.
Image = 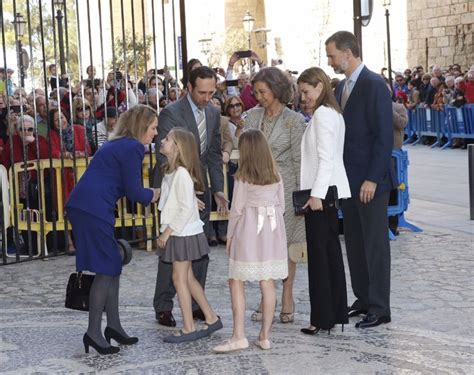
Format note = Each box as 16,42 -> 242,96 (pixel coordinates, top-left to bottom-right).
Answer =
227,178 -> 288,281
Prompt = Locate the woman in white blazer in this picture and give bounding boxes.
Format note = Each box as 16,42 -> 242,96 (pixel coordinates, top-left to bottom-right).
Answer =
297,67 -> 350,334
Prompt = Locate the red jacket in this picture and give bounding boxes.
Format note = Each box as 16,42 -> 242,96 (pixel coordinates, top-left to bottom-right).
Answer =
49,124 -> 91,158
464,81 -> 474,104
1,134 -> 49,169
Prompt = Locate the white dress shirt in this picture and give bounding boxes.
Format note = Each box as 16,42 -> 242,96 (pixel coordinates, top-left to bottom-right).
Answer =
300,105 -> 351,199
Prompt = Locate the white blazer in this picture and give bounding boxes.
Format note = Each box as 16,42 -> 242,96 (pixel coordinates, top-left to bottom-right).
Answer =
300,105 -> 351,199
158,166 -> 204,236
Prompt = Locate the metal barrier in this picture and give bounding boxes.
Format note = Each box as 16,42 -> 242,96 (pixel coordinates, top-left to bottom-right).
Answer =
405,105 -> 474,148
1,154 -> 158,264
387,149 -> 422,239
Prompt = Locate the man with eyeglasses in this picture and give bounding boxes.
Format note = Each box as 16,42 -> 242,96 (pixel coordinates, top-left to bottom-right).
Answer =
393,73 -> 409,98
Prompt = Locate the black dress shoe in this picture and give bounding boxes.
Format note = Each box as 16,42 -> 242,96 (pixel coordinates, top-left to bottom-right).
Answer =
347,306 -> 368,318
355,314 -> 391,328
300,326 -> 320,335
192,308 -> 206,321
157,311 -> 176,327
208,239 -> 218,247
104,327 -> 139,345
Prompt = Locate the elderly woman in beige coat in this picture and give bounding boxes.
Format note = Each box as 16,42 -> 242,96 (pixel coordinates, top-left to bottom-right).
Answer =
244,67 -> 306,323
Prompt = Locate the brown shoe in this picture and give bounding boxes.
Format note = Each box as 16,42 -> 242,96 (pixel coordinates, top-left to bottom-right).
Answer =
156,311 -> 176,327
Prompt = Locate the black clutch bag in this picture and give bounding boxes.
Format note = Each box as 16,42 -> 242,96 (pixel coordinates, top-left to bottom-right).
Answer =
65,272 -> 95,311
292,186 -> 339,216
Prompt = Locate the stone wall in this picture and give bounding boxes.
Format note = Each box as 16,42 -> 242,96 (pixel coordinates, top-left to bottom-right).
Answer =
407,0 -> 473,70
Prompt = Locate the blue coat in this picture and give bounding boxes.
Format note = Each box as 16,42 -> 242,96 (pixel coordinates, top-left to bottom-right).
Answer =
335,66 -> 395,197
66,137 -> 153,276
66,137 -> 153,225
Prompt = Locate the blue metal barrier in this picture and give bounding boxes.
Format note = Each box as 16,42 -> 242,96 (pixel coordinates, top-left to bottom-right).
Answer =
403,109 -> 417,144
463,104 -> 474,134
387,149 -> 422,239
443,106 -> 474,149
408,104 -> 473,149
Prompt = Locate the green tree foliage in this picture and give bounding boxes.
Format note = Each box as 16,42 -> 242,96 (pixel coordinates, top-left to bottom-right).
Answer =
111,35 -> 153,78
1,0 -> 78,87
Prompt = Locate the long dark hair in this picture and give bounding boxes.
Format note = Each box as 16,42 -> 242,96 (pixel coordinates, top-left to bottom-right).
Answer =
297,67 -> 342,113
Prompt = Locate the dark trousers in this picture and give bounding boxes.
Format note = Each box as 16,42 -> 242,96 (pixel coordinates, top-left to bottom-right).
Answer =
305,206 -> 348,329
342,192 -> 391,317
153,255 -> 209,312
153,182 -> 212,313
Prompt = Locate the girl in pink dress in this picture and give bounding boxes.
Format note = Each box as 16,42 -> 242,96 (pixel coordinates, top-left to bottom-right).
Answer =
213,129 -> 288,353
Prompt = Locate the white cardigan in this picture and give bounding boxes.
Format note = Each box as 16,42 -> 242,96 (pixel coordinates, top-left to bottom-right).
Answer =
300,105 -> 351,199
158,166 -> 204,236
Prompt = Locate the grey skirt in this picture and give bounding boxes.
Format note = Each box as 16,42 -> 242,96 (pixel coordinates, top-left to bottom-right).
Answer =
159,232 -> 210,262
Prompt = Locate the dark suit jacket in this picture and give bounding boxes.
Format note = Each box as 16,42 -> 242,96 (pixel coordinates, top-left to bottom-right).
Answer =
153,95 -> 224,193
335,66 -> 395,197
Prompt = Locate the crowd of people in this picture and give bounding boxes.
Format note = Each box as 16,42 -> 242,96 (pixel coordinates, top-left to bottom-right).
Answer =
0,29 -> 472,355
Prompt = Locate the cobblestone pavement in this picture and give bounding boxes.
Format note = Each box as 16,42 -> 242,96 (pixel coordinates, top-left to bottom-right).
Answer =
1,146 -> 473,374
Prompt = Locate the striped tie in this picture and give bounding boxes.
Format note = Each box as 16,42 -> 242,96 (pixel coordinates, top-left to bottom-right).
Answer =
196,109 -> 207,154
341,79 -> 351,110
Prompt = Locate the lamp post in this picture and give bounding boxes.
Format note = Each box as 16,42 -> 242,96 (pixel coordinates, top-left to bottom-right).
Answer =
242,10 -> 255,50
54,0 -> 67,77
12,13 -> 26,87
242,10 -> 255,74
383,0 -> 393,88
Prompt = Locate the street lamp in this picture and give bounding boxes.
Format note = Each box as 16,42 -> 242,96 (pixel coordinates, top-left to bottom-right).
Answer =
242,11 -> 254,74
383,0 -> 393,88
242,10 -> 254,50
12,13 -> 26,87
54,0 -> 67,78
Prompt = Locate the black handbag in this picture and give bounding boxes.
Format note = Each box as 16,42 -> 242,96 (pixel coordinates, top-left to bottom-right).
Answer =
292,186 -> 339,216
65,272 -> 95,311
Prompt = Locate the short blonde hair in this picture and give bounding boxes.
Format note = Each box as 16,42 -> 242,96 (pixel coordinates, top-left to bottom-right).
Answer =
109,105 -> 157,141
235,129 -> 280,185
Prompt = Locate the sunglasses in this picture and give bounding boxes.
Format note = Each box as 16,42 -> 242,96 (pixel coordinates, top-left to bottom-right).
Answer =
11,105 -> 27,113
22,127 -> 34,132
228,103 -> 242,109
77,107 -> 91,112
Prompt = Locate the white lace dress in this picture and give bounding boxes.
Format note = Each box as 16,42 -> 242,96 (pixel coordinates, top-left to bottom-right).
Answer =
227,179 -> 288,281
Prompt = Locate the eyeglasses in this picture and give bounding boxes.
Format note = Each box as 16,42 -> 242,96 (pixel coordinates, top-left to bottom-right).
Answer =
22,127 -> 34,132
228,103 -> 242,109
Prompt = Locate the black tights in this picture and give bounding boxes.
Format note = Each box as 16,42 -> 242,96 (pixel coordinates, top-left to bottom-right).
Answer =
87,273 -> 130,347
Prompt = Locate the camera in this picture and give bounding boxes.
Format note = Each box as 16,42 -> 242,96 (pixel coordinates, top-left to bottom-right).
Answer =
225,79 -> 239,87
236,50 -> 252,59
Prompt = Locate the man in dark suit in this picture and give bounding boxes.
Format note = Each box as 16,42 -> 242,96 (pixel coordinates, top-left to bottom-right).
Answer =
152,66 -> 228,326
325,31 -> 394,328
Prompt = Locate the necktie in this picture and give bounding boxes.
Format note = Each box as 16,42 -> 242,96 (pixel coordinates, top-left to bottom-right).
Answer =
341,79 -> 351,110
196,109 -> 207,154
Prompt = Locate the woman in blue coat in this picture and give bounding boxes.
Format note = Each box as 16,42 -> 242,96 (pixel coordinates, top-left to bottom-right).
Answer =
66,105 -> 160,355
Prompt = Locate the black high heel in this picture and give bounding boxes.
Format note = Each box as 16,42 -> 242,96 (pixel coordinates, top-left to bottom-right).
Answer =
342,324 -> 344,332
83,333 -> 120,355
104,327 -> 139,345
300,326 -> 320,335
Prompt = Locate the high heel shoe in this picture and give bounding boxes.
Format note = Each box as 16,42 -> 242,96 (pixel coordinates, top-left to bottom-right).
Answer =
104,327 -> 139,345
279,302 -> 295,323
300,326 -> 320,335
83,333 -> 120,355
